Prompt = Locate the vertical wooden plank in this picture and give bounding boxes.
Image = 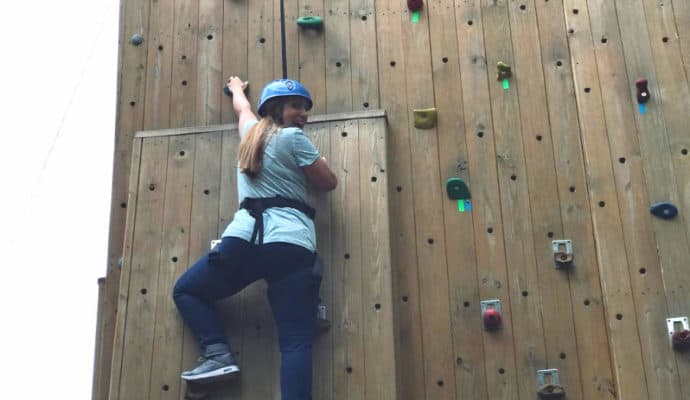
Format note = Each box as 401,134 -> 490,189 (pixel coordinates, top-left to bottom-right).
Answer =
330,120 -> 365,399
614,1 -> 690,397
214,128 -> 243,399
674,0 -> 690,81
454,1 -> 517,399
181,131 -> 225,398
108,138 -> 143,400
221,0 -> 248,124
171,0 -> 199,128
197,0 -> 224,125
481,0 -> 546,398
297,0 -> 326,115
584,0 -> 681,398
307,122 -> 334,400
428,1 -> 487,399
116,137 -> 170,400
148,136 -> 195,400
100,0 -> 151,395
349,0 -> 379,111
563,0 -> 649,397
375,2 -> 424,399
398,1 -> 456,398
508,1 -> 585,398
533,0 -> 616,398
325,0 -> 353,112
143,0 -> 174,130
358,118 -> 396,400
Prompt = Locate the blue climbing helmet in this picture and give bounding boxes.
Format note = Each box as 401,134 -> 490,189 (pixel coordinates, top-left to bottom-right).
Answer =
257,79 -> 313,117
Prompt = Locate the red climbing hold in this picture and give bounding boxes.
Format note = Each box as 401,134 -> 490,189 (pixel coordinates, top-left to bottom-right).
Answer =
483,308 -> 502,330
636,78 -> 650,104
407,0 -> 423,12
672,329 -> 690,351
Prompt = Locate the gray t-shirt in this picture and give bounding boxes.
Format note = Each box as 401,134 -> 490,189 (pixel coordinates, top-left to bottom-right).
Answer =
222,120 -> 320,251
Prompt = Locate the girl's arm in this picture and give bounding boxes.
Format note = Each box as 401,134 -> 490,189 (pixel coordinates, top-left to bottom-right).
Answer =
226,76 -> 257,131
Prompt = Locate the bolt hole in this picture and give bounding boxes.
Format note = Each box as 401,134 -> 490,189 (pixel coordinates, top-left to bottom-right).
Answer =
547,231 -> 554,238
522,291 -> 528,297
662,36 -> 669,43
341,131 -> 348,137
207,34 -> 213,40
162,385 -> 169,391
560,352 -> 566,359
344,253 -> 350,259
442,57 -> 449,63
584,299 -> 591,306
477,131 -> 484,138
573,8 -> 579,14
390,61 -> 396,67
149,184 -> 156,191
468,20 -> 473,26
639,267 -> 647,275
259,37 -> 266,44
619,157 -> 626,164
463,301 -> 470,307
556,61 -> 562,67
568,28 -> 574,34
346,367 -> 353,374
371,176 -> 377,182
396,186 -> 403,192
120,202 -> 127,208
520,4 -> 526,10
336,62 -> 342,67
141,288 -> 147,295
361,15 -> 367,21
437,380 -> 444,387
498,368 -> 505,374
179,150 -> 185,156
363,102 -> 369,108
681,148 -> 688,155
536,134 -> 543,141
181,55 -> 187,60
487,227 -> 494,234
374,303 -> 381,310
599,201 -> 606,207
584,87 -> 591,93
616,313 -> 623,320
402,296 -> 409,302
457,357 -> 463,365
182,80 -> 188,86
130,101 -> 136,107
601,37 -> 608,44
203,189 -> 210,195
569,186 -> 576,192
427,238 -> 434,244
172,257 -> 178,262
158,45 -> 164,51
510,174 -> 517,181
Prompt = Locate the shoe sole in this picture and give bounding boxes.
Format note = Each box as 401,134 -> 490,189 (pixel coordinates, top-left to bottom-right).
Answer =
181,365 -> 240,382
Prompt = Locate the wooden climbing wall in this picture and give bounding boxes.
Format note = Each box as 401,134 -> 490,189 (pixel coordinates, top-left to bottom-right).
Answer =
94,0 -> 690,399
107,112 -> 396,399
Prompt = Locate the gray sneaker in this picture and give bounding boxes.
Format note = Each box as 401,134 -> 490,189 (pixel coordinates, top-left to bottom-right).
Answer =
181,353 -> 240,382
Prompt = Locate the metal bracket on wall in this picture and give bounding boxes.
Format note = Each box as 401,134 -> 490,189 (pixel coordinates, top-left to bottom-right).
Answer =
551,240 -> 573,269
666,316 -> 690,351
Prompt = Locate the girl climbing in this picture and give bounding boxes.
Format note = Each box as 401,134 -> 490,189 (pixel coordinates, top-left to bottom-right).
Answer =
172,77 -> 337,400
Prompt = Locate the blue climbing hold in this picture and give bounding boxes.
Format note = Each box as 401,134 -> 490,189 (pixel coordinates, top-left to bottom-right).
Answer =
650,202 -> 678,219
131,33 -> 144,46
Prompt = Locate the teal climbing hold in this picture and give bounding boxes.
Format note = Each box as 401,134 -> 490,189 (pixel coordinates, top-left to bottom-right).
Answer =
297,16 -> 324,28
446,177 -> 471,200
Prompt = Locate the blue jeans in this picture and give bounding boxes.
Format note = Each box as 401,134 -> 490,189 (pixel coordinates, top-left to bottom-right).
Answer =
173,237 -> 321,400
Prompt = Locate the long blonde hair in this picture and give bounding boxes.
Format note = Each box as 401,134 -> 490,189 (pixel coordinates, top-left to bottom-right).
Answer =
238,98 -> 283,178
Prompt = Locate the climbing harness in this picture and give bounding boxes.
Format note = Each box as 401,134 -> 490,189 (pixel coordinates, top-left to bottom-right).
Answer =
240,196 -> 316,245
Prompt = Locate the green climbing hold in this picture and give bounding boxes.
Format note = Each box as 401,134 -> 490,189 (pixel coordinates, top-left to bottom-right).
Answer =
297,16 -> 324,28
446,177 -> 471,200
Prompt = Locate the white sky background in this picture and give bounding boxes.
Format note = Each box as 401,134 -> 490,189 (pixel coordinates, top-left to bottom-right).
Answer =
0,0 -> 119,397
